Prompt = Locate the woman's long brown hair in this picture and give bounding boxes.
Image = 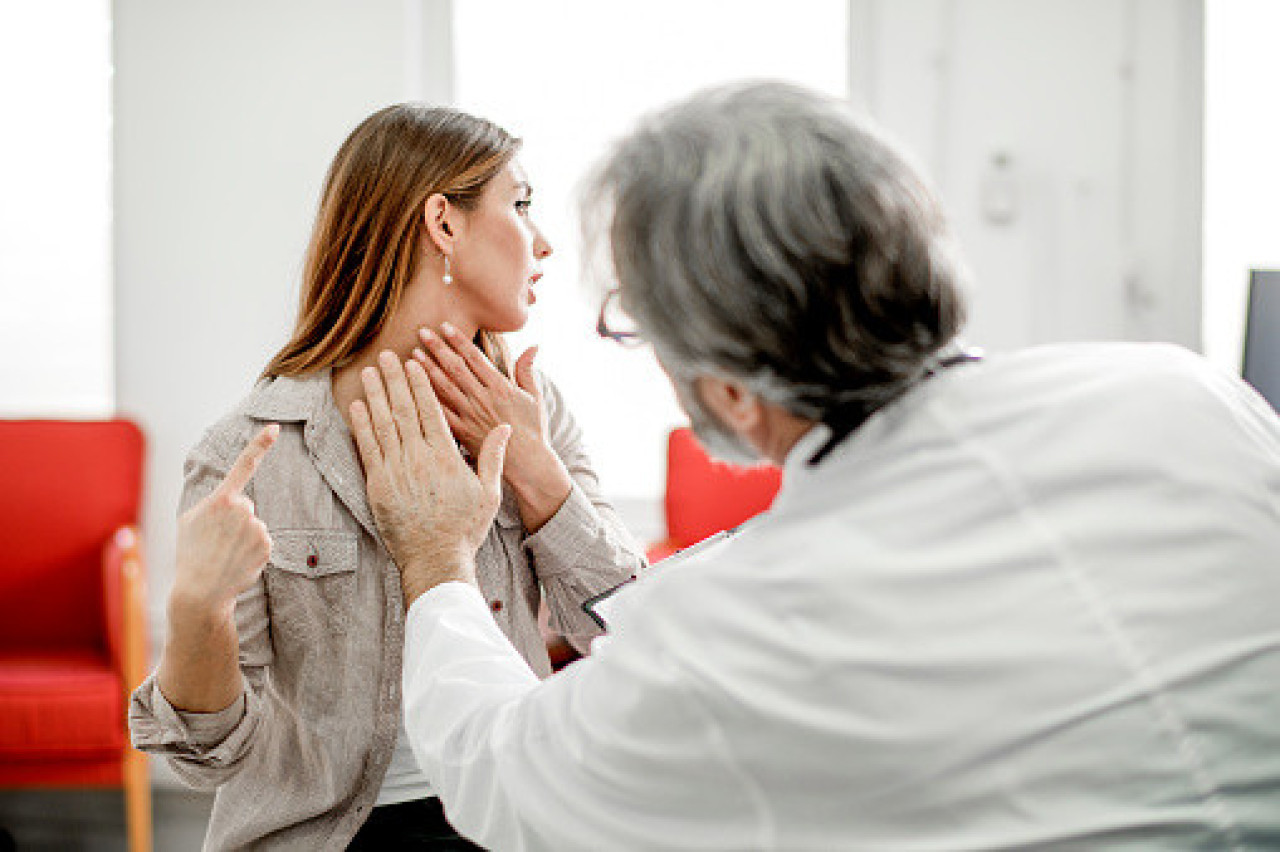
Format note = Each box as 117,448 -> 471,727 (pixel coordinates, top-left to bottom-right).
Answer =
263,105 -> 519,379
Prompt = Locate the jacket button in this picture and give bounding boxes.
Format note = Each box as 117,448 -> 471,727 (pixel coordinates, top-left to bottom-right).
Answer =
490,600 -> 503,613
306,554 -> 319,568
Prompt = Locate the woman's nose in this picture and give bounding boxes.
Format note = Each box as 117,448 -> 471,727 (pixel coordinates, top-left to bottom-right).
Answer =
533,224 -> 553,260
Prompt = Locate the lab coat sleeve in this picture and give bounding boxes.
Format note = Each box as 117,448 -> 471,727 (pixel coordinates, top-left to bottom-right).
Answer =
402,581 -> 770,852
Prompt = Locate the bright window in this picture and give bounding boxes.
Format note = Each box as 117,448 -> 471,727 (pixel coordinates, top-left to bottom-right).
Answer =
0,1 -> 112,416
1203,0 -> 1280,371
455,0 -> 848,499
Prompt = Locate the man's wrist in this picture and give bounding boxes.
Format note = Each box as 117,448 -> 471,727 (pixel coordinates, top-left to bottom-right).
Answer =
400,554 -> 479,609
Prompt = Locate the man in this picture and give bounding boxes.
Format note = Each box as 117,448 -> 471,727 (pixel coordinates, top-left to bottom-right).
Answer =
350,82 -> 1280,849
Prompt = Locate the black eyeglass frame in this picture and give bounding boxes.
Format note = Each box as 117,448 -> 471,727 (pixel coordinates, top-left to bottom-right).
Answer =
595,288 -> 644,347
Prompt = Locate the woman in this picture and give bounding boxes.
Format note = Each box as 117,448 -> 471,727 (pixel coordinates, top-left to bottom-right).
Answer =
128,105 -> 646,850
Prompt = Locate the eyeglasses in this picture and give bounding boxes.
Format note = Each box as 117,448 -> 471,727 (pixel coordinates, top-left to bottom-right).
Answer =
596,288 -> 644,347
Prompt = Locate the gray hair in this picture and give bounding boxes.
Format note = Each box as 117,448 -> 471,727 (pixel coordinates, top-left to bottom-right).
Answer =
581,80 -> 969,423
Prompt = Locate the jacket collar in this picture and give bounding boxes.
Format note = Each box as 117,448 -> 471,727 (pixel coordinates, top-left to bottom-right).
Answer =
241,370 -> 326,422
782,423 -> 832,478
243,370 -> 384,545
240,370 -> 524,540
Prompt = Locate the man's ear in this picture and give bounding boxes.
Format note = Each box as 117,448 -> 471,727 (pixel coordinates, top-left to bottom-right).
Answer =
696,375 -> 764,433
422,193 -> 458,255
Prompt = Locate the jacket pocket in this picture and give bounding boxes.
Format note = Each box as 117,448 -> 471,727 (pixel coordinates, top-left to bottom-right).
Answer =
265,530 -> 359,644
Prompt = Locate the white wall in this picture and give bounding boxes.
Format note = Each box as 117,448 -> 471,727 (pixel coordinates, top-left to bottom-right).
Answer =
113,0 -> 452,651
849,0 -> 1204,354
0,1 -> 112,415
1203,0 -> 1280,371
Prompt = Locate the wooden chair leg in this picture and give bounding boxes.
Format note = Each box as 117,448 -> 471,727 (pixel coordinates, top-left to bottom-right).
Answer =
124,747 -> 152,852
115,526 -> 153,852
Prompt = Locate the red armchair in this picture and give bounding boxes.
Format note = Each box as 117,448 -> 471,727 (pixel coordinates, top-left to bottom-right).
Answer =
647,427 -> 783,562
0,420 -> 151,852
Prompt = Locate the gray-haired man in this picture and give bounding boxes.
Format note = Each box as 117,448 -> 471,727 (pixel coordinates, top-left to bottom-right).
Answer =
354,82 -> 1280,849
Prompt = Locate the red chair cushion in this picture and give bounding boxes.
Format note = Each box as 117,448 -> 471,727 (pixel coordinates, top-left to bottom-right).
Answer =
0,650 -> 123,762
0,420 -> 144,650
664,428 -> 782,549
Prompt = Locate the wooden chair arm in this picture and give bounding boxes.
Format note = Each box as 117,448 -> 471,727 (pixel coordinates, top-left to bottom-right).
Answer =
102,525 -> 150,694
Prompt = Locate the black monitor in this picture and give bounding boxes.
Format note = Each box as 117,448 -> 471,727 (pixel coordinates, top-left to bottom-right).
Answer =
1243,269 -> 1280,411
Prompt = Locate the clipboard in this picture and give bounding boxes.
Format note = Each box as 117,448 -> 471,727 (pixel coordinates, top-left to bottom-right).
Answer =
582,526 -> 742,631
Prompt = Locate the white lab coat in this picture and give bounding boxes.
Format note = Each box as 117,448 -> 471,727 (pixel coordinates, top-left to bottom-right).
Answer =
402,342 -> 1280,851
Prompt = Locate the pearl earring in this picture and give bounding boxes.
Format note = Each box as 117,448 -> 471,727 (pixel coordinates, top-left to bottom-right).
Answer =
442,255 -> 453,285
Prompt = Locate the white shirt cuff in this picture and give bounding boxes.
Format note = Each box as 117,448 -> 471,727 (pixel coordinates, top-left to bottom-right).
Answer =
408,580 -> 491,623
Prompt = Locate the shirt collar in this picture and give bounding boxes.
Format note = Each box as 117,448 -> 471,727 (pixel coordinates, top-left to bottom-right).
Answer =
241,369 -> 332,423
782,422 -> 832,478
240,368 -> 387,544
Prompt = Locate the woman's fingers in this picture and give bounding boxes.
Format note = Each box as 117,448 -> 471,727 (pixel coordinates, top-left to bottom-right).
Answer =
414,347 -> 473,418
513,346 -> 541,397
439,322 -> 506,387
419,327 -> 488,395
216,424 -> 279,499
361,363 -> 402,459
441,406 -> 465,441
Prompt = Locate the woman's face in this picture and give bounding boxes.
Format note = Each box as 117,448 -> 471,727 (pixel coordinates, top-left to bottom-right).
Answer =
451,160 -> 552,333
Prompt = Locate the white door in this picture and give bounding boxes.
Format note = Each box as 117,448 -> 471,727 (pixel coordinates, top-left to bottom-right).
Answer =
854,0 -> 1202,352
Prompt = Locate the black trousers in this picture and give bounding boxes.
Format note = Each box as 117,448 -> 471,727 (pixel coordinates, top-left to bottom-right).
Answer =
347,797 -> 486,851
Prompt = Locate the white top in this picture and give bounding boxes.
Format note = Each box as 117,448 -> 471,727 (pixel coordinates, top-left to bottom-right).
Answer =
375,715 -> 435,806
402,343 -> 1280,851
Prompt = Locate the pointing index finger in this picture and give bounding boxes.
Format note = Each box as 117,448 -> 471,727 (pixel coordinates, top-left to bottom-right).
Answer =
217,424 -> 280,498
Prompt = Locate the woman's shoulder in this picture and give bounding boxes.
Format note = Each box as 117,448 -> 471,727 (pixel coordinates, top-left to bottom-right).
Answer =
187,372 -> 329,473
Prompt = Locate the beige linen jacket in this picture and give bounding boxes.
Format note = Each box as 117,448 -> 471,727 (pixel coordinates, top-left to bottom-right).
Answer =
128,369 -> 645,851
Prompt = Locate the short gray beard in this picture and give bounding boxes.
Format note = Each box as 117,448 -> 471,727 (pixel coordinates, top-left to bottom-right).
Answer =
670,373 -> 762,467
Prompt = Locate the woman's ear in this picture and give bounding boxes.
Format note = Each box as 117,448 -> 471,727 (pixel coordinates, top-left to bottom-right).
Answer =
422,193 -> 457,255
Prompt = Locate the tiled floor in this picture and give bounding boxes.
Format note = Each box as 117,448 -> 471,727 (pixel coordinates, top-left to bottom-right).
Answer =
0,788 -> 212,851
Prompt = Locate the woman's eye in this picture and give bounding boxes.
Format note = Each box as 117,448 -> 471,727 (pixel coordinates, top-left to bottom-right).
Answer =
515,199 -> 532,214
